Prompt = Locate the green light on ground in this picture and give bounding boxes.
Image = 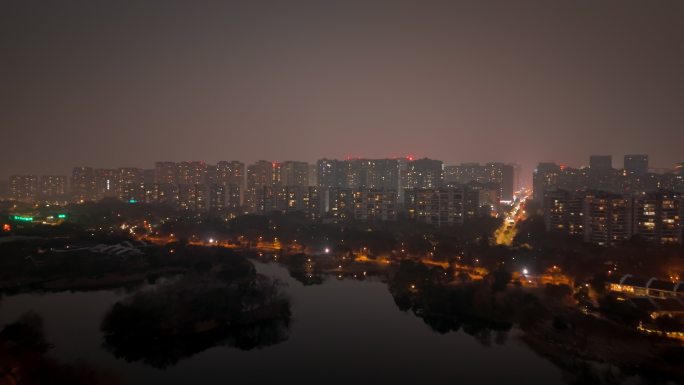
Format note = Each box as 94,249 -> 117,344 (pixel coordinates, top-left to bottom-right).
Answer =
12,216 -> 33,222
129,199 -> 137,204
57,214 -> 67,219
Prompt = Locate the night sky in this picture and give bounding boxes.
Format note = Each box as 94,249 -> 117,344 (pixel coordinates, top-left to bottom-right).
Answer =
2,0 -> 683,185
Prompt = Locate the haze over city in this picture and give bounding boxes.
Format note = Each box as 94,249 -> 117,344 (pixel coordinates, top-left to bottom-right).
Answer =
2,0 -> 684,184
2,2 -> 684,385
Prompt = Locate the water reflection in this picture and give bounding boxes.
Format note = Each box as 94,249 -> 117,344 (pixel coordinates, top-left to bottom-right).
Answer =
1,249 -> 682,385
260,256 -> 682,385
101,273 -> 290,368
0,312 -> 120,385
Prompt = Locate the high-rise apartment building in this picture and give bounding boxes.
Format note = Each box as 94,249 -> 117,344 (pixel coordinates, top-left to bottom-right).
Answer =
72,167 -> 97,202
117,168 -> 145,202
217,161 -> 245,187
208,184 -> 226,214
443,166 -> 459,185
589,155 -> 616,191
10,175 -> 39,202
178,184 -> 206,212
253,186 -> 322,218
533,162 -> 561,202
543,190 -> 585,236
406,158 -> 443,189
280,161 -> 309,187
307,164 -> 318,187
226,183 -> 241,209
544,190 -> 682,246
316,158 -> 400,190
325,188 -> 397,221
94,169 -> 118,199
584,192 -> 633,246
154,162 -> 178,185
624,155 -> 649,176
246,161 -> 278,211
466,181 -> 501,214
633,192 -> 681,244
351,189 -> 398,221
40,175 -> 67,200
590,155 -> 613,171
405,187 -> 465,226
177,161 -> 206,185
317,158 -> 342,188
215,161 -> 245,207
143,183 -> 178,205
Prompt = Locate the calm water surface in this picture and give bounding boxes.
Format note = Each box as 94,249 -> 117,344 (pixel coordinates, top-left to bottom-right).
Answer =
0,262 -> 565,385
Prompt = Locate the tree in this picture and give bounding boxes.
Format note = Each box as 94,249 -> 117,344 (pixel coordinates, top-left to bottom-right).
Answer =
491,267 -> 512,292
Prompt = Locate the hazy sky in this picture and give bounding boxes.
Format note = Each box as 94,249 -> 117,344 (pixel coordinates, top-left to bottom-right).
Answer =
2,0 -> 683,185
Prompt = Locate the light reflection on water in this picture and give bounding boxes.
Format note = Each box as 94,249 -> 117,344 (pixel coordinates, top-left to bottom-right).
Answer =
0,261 -> 564,385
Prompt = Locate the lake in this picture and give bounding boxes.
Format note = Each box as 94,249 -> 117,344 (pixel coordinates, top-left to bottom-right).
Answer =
0,260 -> 569,385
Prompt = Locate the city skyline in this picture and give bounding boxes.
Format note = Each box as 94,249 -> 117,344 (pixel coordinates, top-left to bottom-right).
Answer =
3,2 -> 684,384
2,153 -> 681,185
2,1 -> 683,184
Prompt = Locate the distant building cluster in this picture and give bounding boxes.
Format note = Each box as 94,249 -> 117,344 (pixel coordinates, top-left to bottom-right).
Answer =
3,158 -> 519,225
534,155 -> 684,201
536,155 -> 684,245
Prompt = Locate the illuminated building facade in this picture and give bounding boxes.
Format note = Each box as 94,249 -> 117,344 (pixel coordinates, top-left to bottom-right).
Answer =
217,161 -> 244,187
226,183 -> 241,209
178,184 -> 206,212
10,175 -> 39,202
71,167 -> 97,202
348,188 -> 398,221
251,185 -> 322,218
215,161 -> 245,207
317,158 -> 343,188
543,190 -> 682,245
443,162 -> 514,201
154,161 -> 178,184
325,188 -> 397,220
280,161 -> 309,187
327,187 -> 354,218
466,181 -> 501,214
117,167 -> 145,202
94,169 -> 118,199
143,183 -> 178,205
40,175 -> 67,201
634,192 -> 681,244
177,161 -> 206,186
583,192 -> 633,246
533,162 -> 561,202
405,158 -> 443,190
543,189 -> 585,235
208,184 -> 226,213
246,160 -> 278,212
405,187 -> 465,226
317,158 -> 400,192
